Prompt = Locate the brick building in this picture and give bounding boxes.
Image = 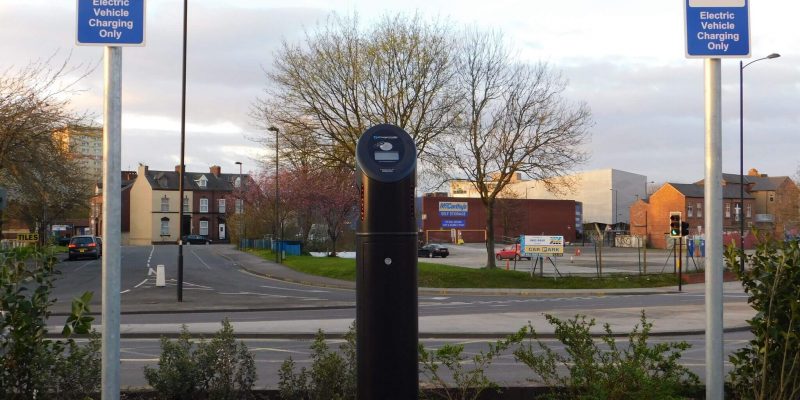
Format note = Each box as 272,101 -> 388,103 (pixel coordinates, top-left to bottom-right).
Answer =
630,183 -> 755,249
129,164 -> 247,245
420,195 -> 577,244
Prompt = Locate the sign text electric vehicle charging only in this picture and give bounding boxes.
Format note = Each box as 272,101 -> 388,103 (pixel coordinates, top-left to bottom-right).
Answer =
355,124 -> 418,399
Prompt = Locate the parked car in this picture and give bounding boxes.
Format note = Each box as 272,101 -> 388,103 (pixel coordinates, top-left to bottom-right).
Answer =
418,243 -> 449,258
68,235 -> 103,261
182,234 -> 210,245
495,244 -> 530,261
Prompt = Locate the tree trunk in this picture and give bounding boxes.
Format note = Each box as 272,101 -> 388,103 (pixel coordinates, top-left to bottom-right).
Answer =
485,202 -> 497,269
328,225 -> 338,257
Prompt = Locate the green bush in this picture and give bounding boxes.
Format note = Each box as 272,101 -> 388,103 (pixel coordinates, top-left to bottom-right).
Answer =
727,239 -> 800,399
0,246 -> 98,399
418,336 -> 517,400
278,323 -> 356,400
144,319 -> 257,400
512,311 -> 699,400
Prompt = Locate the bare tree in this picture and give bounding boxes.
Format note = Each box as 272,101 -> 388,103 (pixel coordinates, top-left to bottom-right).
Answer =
435,30 -> 592,268
252,13 -> 459,170
0,55 -> 93,236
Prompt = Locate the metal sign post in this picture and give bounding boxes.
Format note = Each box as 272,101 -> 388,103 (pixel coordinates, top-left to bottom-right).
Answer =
685,2 -> 749,398
77,1 -> 145,399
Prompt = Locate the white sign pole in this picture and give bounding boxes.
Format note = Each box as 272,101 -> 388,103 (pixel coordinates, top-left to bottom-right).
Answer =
101,45 -> 122,400
704,57 -> 723,400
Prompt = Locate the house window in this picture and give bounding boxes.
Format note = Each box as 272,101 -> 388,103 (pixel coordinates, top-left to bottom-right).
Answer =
734,203 -> 741,222
200,198 -> 209,213
769,193 -> 775,202
746,204 -> 752,218
218,199 -> 226,213
161,196 -> 169,212
199,220 -> 209,236
235,199 -> 243,214
160,218 -> 170,236
725,203 -> 731,218
183,196 -> 189,212
687,205 -> 693,218
696,203 -> 702,218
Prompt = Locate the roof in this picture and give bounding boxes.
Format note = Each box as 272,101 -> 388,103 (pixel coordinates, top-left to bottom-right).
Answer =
697,173 -> 794,192
143,169 -> 246,192
668,183 -> 753,199
746,175 -> 790,191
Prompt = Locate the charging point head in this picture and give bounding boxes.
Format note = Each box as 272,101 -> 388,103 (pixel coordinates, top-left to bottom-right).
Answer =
355,124 -> 417,183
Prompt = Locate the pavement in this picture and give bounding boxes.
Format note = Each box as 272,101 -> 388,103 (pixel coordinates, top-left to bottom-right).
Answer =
70,245 -> 756,339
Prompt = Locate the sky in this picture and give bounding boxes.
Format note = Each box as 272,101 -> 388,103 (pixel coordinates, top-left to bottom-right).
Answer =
1,0 -> 798,190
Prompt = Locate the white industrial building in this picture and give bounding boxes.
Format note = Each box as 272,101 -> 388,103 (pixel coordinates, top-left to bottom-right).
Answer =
450,169 -> 647,226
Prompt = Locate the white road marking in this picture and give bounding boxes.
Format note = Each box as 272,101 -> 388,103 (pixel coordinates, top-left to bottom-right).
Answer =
73,260 -> 96,272
148,267 -> 156,276
260,285 -> 328,293
146,245 -> 155,268
191,249 -> 212,270
120,289 -> 130,294
134,279 -> 148,288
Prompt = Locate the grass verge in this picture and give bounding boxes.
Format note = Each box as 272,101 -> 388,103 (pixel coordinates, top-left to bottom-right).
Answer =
246,249 -> 679,289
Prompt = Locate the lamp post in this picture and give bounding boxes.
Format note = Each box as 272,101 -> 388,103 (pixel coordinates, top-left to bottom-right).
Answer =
609,188 -> 618,227
740,52 -> 780,272
235,161 -> 242,248
176,0 -> 189,303
267,126 -> 280,263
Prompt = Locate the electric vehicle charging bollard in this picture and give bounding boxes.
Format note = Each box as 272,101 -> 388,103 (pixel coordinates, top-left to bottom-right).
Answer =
355,124 -> 418,399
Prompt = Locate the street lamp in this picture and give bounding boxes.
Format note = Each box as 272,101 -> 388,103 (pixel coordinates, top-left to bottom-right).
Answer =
267,126 -> 280,264
235,161 -> 242,248
739,52 -> 780,272
609,188 -> 618,227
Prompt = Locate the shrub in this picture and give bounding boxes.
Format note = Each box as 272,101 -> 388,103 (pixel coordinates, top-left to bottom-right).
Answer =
278,323 -> 356,400
0,246 -> 98,399
727,239 -> 800,399
418,336 -> 518,400
512,311 -> 699,399
144,319 -> 257,400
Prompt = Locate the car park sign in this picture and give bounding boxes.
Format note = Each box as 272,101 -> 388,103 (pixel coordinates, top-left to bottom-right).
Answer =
685,0 -> 749,58
520,235 -> 564,256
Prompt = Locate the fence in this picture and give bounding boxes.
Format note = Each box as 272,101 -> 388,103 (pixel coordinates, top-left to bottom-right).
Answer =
239,239 -> 302,256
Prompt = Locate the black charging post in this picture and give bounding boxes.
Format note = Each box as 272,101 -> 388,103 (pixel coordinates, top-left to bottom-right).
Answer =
355,124 -> 418,399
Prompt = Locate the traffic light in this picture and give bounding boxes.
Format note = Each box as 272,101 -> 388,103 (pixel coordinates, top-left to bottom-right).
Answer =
681,221 -> 690,237
669,212 -> 681,238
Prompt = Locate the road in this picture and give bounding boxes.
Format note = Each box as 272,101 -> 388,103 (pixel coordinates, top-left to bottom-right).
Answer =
102,331 -> 750,389
45,244 -> 753,389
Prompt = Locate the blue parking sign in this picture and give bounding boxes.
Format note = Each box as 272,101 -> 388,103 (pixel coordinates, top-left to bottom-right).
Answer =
685,0 -> 749,58
77,0 -> 146,46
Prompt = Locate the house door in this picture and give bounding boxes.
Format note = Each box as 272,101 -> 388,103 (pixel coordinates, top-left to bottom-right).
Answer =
219,223 -> 226,240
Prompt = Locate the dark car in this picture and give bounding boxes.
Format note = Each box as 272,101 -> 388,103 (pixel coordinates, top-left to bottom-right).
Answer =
182,234 -> 210,245
68,235 -> 102,261
418,243 -> 449,258
57,236 -> 72,246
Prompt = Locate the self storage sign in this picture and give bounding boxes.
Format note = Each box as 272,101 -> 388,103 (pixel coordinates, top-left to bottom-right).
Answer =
439,202 -> 468,217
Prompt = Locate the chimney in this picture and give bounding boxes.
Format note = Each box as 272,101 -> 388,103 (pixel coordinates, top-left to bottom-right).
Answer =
175,165 -> 183,174
210,165 -> 221,177
138,164 -> 149,176
747,168 -> 760,177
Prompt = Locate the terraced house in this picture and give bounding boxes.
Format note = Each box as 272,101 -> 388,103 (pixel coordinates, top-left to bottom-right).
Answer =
128,164 -> 247,245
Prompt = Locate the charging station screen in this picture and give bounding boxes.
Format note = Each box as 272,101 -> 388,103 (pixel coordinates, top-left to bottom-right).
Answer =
374,151 -> 399,161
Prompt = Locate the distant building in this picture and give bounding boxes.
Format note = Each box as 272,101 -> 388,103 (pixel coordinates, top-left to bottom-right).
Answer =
695,169 -> 800,238
54,125 -> 103,184
420,194 -> 577,244
90,170 -> 137,244
630,182 -> 755,249
129,164 -> 247,245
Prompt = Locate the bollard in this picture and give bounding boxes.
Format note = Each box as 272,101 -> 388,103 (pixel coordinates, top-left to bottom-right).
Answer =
156,264 -> 165,287
355,124 -> 418,400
